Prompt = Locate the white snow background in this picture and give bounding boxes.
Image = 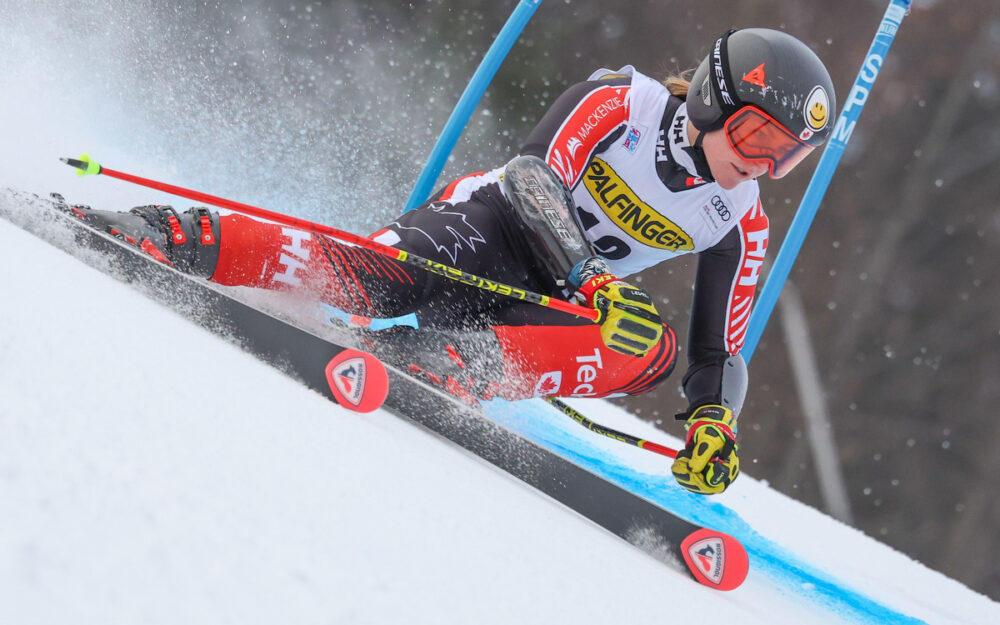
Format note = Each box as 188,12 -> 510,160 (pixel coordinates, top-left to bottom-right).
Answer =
1,2 -> 999,624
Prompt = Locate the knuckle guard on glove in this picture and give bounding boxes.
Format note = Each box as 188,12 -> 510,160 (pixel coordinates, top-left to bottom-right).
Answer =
671,405 -> 740,495
570,258 -> 664,357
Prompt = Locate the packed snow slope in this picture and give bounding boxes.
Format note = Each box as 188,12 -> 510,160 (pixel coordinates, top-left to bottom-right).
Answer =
2,206 -> 998,625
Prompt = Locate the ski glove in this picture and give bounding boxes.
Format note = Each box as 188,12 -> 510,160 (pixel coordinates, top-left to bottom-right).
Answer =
569,257 -> 664,357
671,405 -> 740,495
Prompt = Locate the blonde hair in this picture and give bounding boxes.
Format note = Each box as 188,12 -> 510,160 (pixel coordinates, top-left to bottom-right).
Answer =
662,70 -> 694,98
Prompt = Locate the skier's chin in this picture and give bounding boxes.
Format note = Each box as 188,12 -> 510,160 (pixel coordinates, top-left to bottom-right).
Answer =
713,167 -> 753,190
713,172 -> 740,190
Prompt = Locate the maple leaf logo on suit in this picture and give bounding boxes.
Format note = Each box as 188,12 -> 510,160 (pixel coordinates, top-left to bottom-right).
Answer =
391,201 -> 487,265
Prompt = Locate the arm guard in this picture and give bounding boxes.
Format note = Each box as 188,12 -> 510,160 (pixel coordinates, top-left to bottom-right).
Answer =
678,353 -> 748,421
501,155 -> 595,290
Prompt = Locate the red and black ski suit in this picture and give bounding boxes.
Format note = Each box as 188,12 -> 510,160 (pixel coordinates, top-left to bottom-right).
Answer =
205,68 -> 768,408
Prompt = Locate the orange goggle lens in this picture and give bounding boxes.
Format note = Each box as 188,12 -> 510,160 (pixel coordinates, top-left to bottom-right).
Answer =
724,106 -> 813,179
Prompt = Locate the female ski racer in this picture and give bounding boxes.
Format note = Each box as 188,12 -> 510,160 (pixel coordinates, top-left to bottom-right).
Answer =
70,28 -> 835,495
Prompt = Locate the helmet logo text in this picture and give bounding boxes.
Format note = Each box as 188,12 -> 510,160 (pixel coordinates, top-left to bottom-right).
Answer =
712,37 -> 736,108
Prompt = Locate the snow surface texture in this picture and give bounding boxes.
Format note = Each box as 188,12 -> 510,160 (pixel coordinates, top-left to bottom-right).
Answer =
2,204 -> 999,625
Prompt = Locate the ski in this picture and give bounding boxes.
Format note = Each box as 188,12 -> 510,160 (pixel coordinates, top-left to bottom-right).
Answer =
0,189 -> 749,590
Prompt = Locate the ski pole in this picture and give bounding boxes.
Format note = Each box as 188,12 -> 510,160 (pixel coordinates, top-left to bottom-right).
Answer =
61,155 -> 600,323
543,397 -> 678,459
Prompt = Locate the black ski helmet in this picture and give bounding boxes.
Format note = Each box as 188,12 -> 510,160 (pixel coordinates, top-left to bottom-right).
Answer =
687,28 -> 836,148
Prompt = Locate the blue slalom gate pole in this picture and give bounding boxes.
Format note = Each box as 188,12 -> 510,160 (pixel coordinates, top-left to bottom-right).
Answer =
403,0 -> 544,212
742,0 -> 912,362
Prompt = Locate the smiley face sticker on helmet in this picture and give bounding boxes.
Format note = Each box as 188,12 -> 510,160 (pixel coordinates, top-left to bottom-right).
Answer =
803,85 -> 830,137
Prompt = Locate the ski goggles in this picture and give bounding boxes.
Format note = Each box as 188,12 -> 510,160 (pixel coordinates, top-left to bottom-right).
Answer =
723,106 -> 814,179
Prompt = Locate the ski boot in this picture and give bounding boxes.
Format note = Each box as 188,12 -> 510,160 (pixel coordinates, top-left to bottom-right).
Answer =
367,325 -> 505,405
53,193 -> 221,278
